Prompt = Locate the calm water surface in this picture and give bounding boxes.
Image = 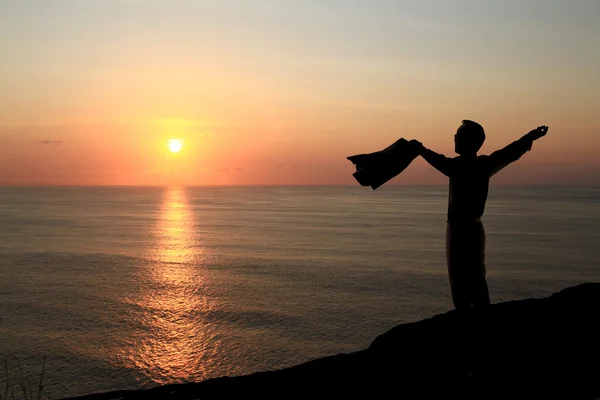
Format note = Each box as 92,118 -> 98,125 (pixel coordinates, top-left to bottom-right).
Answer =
0,186 -> 598,398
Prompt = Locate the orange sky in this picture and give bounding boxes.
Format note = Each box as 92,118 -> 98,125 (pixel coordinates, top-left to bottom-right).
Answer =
1,1 -> 599,186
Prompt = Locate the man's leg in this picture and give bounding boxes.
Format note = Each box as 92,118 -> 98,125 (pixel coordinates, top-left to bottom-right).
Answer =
472,222 -> 490,307
472,275 -> 491,307
449,271 -> 472,310
446,224 -> 471,310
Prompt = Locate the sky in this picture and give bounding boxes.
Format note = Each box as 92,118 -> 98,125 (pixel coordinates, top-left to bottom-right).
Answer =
1,0 -> 599,186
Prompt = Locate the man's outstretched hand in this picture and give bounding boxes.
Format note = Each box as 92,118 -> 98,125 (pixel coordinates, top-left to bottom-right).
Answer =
409,139 -> 424,154
528,126 -> 549,140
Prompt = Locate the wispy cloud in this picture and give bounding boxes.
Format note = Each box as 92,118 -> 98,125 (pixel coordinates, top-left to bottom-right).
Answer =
157,166 -> 196,174
196,131 -> 214,139
40,140 -> 63,146
217,167 -> 245,173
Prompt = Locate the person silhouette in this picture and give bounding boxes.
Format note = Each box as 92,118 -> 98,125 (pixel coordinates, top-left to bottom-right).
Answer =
411,121 -> 548,310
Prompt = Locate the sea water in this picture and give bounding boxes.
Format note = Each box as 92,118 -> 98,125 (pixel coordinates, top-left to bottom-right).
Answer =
1,186 -> 598,398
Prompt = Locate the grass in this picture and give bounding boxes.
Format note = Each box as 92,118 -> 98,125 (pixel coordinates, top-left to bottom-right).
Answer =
0,358 -> 48,400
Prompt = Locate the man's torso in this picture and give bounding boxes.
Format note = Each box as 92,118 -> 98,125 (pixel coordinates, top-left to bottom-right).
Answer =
447,155 -> 491,224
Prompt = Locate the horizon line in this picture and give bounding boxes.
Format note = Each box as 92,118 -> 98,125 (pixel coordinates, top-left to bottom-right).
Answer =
1,183 -> 599,189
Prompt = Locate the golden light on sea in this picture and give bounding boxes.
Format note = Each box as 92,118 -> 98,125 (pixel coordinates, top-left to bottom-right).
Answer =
120,187 -> 222,384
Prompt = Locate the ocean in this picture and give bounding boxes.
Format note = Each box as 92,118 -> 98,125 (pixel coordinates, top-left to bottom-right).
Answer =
1,186 -> 598,398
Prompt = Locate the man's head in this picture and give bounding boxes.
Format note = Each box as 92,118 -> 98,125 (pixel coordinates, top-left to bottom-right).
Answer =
454,120 -> 485,155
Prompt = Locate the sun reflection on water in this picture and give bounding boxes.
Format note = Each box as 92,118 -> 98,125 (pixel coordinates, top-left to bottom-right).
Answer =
122,186 -> 221,385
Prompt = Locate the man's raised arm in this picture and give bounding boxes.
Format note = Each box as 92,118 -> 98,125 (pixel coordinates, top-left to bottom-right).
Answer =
487,126 -> 548,177
410,140 -> 453,177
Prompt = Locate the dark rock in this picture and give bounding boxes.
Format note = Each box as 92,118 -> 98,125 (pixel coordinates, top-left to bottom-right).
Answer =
62,283 -> 600,400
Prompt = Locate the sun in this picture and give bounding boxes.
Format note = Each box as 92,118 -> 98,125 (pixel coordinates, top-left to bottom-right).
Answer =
167,139 -> 184,153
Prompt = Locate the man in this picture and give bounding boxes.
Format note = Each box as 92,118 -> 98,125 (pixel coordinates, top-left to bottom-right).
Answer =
411,121 -> 548,310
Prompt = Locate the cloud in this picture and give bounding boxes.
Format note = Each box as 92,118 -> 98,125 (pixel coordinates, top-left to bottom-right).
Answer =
216,167 -> 244,173
40,140 -> 63,146
151,165 -> 199,174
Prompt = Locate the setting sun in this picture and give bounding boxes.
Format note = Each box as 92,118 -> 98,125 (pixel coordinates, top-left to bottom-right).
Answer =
168,139 -> 184,153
